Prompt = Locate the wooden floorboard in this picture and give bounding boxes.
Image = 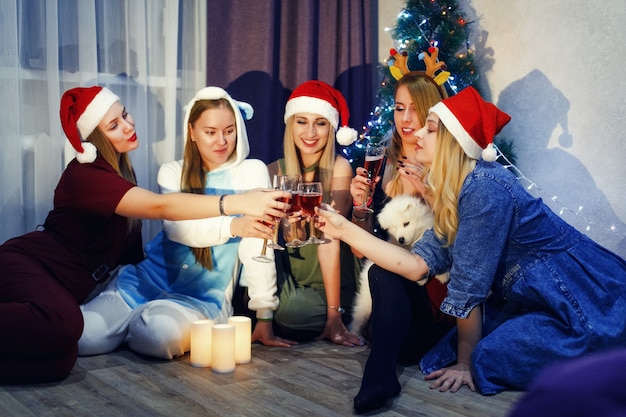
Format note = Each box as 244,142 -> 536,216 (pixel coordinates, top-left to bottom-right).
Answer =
0,342 -> 524,416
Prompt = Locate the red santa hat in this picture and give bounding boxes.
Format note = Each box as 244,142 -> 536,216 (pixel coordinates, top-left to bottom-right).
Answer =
60,86 -> 120,163
429,86 -> 511,162
284,80 -> 357,146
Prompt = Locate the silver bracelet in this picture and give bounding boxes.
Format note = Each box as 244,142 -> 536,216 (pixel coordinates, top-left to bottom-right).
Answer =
219,194 -> 227,216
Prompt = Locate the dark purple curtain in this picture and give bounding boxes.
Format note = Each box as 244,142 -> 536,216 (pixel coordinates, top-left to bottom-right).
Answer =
206,0 -> 379,165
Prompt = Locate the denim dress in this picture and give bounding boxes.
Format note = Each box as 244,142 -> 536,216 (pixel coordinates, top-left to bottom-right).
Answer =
414,160 -> 626,394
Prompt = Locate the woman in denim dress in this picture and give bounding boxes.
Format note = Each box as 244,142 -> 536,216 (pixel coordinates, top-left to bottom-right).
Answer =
316,86 -> 626,414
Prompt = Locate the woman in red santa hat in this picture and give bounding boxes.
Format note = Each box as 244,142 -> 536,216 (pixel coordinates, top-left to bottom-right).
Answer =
316,86 -> 626,413
0,86 -> 289,384
266,80 -> 363,347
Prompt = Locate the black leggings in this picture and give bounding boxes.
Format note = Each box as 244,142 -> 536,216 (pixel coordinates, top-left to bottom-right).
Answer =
367,263 -> 453,369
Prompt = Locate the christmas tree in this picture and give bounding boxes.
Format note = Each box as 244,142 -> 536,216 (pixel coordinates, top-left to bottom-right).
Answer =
343,0 -> 514,166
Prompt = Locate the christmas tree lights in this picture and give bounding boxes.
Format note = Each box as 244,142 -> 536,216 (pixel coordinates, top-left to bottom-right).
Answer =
343,0 -> 480,164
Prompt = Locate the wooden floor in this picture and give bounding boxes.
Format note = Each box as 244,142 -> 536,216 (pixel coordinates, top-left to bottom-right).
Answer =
0,342 -> 523,417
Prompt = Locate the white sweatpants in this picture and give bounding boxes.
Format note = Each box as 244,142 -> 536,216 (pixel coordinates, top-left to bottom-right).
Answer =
79,281 -> 205,359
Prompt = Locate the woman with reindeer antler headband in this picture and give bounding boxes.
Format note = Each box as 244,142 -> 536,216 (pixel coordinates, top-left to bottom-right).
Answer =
350,47 -> 449,241
317,86 -> 626,414
349,47 -> 452,336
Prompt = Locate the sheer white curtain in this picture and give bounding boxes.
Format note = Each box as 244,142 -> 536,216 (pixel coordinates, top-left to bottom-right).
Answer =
0,0 -> 206,243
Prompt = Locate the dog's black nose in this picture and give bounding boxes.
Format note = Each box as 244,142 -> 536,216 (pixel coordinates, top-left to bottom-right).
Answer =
398,237 -> 405,244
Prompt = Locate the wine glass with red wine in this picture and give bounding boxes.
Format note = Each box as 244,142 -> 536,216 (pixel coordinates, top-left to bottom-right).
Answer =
253,175 -> 292,262
281,175 -> 306,248
298,181 -> 327,245
353,142 -> 386,214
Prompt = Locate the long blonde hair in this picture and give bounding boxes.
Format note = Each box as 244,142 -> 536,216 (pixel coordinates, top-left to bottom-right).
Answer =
427,122 -> 476,246
283,115 -> 335,200
87,128 -> 140,234
180,98 -> 235,270
386,72 -> 448,198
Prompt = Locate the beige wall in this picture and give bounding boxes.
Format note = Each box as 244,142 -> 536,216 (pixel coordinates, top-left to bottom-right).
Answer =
377,0 -> 626,256
377,0 -> 405,61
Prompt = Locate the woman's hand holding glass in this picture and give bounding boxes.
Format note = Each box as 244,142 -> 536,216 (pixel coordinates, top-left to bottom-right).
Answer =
350,167 -> 378,209
314,204 -> 349,242
235,189 -> 291,221
353,143 -> 386,214
230,215 -> 275,240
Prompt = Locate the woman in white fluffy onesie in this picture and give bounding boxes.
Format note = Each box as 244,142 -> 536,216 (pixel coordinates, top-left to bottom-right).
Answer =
79,86 -> 296,359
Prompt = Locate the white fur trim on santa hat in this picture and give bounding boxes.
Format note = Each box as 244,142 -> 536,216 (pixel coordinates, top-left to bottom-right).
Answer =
429,101 -> 483,160
336,126 -> 358,146
76,87 -> 120,141
284,96 -> 339,129
482,143 -> 498,162
76,141 -> 98,163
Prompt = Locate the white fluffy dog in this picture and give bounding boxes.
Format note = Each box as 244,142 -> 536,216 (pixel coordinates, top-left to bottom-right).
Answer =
350,194 -> 449,337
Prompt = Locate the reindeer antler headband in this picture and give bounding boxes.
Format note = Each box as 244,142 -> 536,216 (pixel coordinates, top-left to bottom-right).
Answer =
388,43 -> 451,86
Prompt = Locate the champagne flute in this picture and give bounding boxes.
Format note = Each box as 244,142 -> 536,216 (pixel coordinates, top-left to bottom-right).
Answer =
298,182 -> 327,245
354,142 -> 386,214
253,175 -> 288,262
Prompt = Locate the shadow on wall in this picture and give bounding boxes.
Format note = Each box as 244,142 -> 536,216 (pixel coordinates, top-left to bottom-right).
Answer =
334,63 -> 379,169
497,69 -> 626,257
334,62 -> 379,140
459,1 -> 496,100
226,71 -> 292,165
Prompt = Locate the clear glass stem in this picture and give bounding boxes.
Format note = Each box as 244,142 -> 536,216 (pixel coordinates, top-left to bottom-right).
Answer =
309,216 -> 316,239
360,186 -> 371,210
272,220 -> 280,243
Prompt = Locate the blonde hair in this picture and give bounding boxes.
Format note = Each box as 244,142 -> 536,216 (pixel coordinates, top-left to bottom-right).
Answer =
283,114 -> 335,201
180,98 -> 235,270
427,121 -> 476,246
87,128 -> 140,234
386,72 -> 448,198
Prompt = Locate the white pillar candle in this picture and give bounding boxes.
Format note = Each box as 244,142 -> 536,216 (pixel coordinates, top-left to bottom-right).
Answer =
190,319 -> 213,368
211,324 -> 236,373
228,316 -> 252,364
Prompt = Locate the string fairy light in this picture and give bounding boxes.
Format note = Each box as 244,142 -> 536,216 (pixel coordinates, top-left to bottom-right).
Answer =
495,145 -> 626,239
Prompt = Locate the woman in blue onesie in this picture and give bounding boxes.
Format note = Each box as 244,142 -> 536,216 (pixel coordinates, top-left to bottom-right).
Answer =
79,87 -> 296,360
